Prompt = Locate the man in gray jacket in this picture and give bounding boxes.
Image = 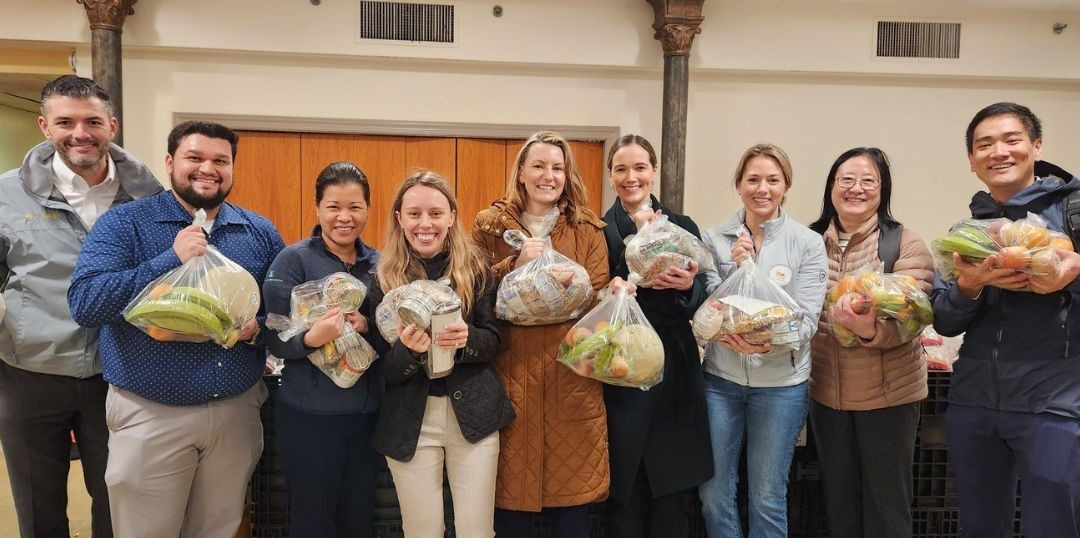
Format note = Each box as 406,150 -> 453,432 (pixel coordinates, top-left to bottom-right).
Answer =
0,75 -> 161,538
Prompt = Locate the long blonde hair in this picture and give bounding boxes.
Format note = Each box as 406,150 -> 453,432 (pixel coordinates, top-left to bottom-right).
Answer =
377,170 -> 489,314
505,131 -> 594,225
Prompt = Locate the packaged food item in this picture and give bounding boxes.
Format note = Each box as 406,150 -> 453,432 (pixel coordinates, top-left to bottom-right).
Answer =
123,210 -> 259,348
624,214 -> 715,287
496,228 -> 592,325
932,213 -> 1072,291
375,279 -> 462,379
426,303 -> 462,379
692,260 -> 802,353
921,326 -> 962,371
557,285 -> 664,390
265,272 -> 375,388
825,265 -> 934,347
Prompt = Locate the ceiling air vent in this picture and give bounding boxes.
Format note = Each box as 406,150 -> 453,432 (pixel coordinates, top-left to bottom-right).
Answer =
876,21 -> 960,59
358,1 -> 455,44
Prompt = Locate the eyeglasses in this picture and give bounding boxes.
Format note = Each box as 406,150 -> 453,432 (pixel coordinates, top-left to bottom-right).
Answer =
836,177 -> 881,191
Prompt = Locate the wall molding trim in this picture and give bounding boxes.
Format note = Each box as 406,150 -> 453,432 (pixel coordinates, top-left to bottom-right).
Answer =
172,112 -> 620,143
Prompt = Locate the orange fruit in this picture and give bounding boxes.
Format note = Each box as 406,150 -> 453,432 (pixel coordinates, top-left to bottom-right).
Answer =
147,325 -> 178,341
1022,226 -> 1051,249
998,246 -> 1032,270
836,275 -> 857,297
1049,233 -> 1074,251
148,283 -> 172,300
1029,248 -> 1061,278
897,275 -> 919,288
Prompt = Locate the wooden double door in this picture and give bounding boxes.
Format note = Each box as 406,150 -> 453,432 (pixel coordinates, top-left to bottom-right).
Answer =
230,131 -> 606,247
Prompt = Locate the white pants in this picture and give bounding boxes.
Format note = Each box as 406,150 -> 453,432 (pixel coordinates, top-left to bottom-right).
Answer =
387,395 -> 500,538
104,382 -> 267,538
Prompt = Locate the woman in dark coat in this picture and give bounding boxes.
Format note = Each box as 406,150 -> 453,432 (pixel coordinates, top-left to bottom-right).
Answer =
368,169 -> 515,538
601,134 -> 714,538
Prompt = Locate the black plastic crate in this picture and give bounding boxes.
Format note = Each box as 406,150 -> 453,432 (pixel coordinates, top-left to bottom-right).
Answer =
251,377 -> 288,527
372,522 -> 405,538
912,508 -> 960,537
251,525 -> 287,538
912,447 -> 956,508
921,371 -> 951,416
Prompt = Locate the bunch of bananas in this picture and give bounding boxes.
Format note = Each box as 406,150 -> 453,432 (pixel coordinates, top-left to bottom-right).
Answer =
125,285 -> 241,347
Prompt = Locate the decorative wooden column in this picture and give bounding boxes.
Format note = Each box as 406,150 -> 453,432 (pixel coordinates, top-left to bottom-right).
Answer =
646,0 -> 704,214
77,0 -> 137,146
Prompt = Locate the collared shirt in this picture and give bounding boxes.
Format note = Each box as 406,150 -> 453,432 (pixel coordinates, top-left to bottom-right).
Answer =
69,191 -> 285,405
52,154 -> 119,229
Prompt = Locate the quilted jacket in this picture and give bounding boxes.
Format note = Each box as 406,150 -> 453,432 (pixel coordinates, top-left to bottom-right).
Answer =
809,216 -> 931,411
369,252 -> 515,462
473,198 -> 611,511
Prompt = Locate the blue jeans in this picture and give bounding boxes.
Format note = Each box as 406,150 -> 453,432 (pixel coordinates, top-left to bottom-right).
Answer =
698,373 -> 808,538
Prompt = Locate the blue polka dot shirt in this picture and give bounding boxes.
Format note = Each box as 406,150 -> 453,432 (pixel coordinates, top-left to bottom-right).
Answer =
69,191 -> 285,405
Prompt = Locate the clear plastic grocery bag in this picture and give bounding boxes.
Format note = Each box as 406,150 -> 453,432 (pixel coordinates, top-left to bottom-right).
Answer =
825,265 -> 934,347
375,279 -> 462,379
624,214 -> 715,287
496,229 -> 592,325
921,326 -> 962,371
692,260 -> 803,353
932,213 -> 1072,288
123,210 -> 259,348
265,272 -> 375,388
556,285 -> 664,390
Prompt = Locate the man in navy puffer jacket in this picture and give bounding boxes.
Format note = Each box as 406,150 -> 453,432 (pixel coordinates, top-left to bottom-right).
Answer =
932,102 -> 1080,537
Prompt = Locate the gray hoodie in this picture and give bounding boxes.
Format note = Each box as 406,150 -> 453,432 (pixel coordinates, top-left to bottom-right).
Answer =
701,208 -> 828,387
0,141 -> 161,378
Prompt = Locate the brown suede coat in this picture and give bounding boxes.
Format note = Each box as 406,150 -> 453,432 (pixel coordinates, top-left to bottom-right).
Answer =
472,199 -> 611,511
810,216 -> 932,410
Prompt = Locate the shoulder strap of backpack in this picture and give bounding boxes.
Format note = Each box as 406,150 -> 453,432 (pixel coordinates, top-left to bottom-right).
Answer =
878,221 -> 903,273
1063,190 -> 1080,252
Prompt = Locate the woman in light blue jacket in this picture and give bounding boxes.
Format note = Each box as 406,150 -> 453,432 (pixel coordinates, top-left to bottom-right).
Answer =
697,143 -> 827,538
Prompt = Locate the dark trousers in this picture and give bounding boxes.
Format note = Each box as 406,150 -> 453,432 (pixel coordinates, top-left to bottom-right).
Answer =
276,399 -> 380,538
494,504 -> 591,538
809,400 -> 919,538
606,463 -> 695,538
946,404 -> 1080,538
0,360 -> 111,538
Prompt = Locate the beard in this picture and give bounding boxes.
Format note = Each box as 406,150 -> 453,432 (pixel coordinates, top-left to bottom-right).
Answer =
171,173 -> 230,210
55,140 -> 108,171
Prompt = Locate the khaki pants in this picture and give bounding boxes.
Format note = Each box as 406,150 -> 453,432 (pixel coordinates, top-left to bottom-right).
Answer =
104,382 -> 267,538
386,395 -> 499,538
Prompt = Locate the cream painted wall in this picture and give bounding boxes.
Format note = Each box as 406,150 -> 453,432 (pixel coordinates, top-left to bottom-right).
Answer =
0,106 -> 43,172
3,0 -> 1077,79
682,76 -> 1080,239
3,0 -> 1078,241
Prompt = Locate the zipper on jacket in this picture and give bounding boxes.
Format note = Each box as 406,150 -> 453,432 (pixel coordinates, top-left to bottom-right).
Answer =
1063,294 -> 1070,358
834,237 -> 846,406
744,354 -> 752,387
1066,322 -> 1071,358
991,294 -> 1006,408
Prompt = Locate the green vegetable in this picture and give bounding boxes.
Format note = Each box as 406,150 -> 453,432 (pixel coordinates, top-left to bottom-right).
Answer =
562,323 -> 620,364
933,235 -> 997,260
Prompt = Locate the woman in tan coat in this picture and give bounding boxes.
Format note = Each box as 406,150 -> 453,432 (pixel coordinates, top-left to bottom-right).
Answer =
471,131 -> 610,538
808,147 -> 932,538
